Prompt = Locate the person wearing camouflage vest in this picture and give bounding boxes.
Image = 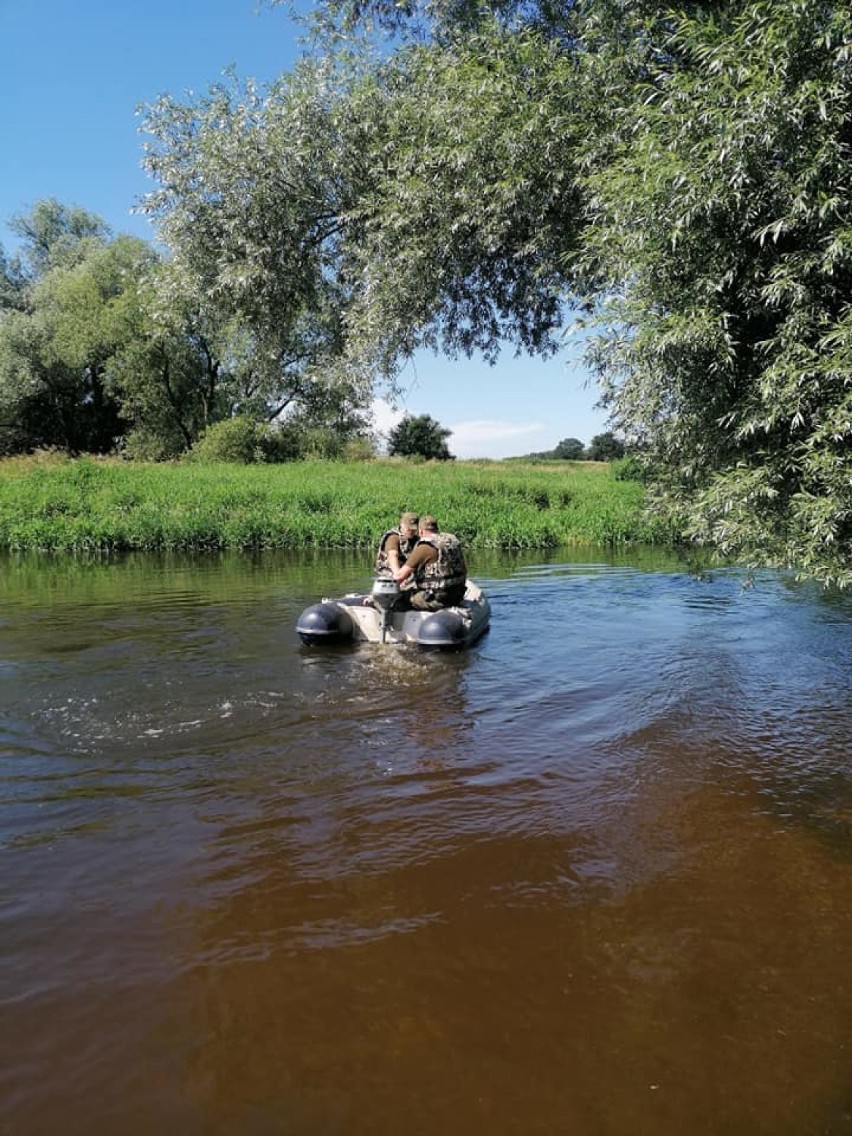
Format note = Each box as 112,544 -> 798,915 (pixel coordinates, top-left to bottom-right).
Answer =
374,512 -> 419,578
393,516 -> 467,610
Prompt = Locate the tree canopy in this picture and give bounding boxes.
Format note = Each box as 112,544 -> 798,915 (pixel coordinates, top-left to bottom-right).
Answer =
0,197 -> 374,461
0,205 -> 152,454
572,0 -> 852,585
586,432 -> 625,463
387,413 -> 454,460
553,437 -> 585,461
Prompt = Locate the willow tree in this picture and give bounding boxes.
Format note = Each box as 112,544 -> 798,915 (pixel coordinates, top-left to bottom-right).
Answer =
143,34 -> 584,399
338,23 -> 586,374
0,203 -> 153,454
138,64 -> 376,433
578,1 -> 852,585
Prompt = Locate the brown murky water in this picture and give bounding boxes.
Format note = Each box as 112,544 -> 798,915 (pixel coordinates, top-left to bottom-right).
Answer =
3,549 -> 852,1135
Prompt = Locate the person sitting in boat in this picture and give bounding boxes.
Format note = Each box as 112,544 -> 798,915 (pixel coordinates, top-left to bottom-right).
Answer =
392,515 -> 467,610
374,512 -> 420,578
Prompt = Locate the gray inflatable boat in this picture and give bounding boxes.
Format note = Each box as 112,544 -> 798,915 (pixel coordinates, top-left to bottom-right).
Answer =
296,578 -> 491,650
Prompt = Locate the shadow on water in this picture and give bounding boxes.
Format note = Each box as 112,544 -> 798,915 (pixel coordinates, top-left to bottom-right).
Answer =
3,547 -> 852,1135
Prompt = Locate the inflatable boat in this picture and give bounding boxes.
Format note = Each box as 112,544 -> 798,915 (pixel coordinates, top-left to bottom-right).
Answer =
296,578 -> 490,650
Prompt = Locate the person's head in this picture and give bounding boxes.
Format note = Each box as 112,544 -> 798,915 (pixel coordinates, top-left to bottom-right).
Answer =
399,512 -> 419,539
419,515 -> 439,534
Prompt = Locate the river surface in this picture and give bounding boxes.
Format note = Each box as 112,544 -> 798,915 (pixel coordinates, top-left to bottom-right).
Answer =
3,547 -> 852,1135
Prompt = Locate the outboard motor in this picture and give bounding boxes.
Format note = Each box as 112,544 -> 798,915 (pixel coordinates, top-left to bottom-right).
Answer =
371,577 -> 400,643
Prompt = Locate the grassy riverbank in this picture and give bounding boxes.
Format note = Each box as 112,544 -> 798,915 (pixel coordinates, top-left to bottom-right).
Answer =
0,453 -> 676,552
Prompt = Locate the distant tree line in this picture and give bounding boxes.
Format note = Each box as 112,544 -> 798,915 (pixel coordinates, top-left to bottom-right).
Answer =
2,0 -> 851,583
516,433 -> 626,463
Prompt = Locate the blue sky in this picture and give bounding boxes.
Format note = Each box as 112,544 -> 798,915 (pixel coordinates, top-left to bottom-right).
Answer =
0,0 -> 609,458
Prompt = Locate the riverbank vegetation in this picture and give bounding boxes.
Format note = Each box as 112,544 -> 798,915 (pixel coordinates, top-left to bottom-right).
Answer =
0,454 -> 673,552
2,2 -> 851,582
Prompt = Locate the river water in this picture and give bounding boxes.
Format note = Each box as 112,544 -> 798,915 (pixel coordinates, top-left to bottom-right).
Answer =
3,548 -> 852,1135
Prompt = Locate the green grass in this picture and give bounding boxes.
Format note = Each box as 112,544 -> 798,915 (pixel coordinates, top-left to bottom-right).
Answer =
0,453 -> 678,552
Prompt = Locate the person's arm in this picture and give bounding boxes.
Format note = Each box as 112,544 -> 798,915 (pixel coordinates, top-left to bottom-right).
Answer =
387,546 -> 403,576
382,533 -> 403,574
393,543 -> 434,584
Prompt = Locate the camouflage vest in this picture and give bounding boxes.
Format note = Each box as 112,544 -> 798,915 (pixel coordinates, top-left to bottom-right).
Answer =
416,532 -> 467,600
374,527 -> 417,577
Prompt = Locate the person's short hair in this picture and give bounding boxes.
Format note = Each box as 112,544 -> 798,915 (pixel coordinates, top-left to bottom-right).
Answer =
419,515 -> 438,532
400,512 -> 419,527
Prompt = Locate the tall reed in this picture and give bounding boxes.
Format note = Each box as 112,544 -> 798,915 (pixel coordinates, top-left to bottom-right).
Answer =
0,455 -> 677,552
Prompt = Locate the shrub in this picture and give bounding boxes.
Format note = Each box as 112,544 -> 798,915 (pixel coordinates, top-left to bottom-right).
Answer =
612,455 -> 646,483
186,417 -> 265,464
258,422 -> 303,463
120,427 -> 185,462
342,437 -> 377,462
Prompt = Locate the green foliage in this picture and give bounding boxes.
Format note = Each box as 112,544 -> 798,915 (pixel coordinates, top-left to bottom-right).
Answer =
339,24 -> 583,371
578,0 -> 852,584
10,198 -> 110,275
259,422 -> 305,463
138,23 -> 583,388
586,432 -> 625,462
120,428 -> 180,463
341,436 -> 378,462
138,65 -> 374,423
0,455 -> 667,552
0,247 -> 26,312
553,437 -> 585,460
0,207 -> 156,455
512,436 -> 596,462
184,414 -> 377,464
386,414 -> 454,460
108,267 -> 232,458
0,194 -> 375,461
186,417 -> 267,464
611,455 -> 646,483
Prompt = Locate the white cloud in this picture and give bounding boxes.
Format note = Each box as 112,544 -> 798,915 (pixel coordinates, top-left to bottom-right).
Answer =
369,401 -> 545,459
447,419 -> 544,459
370,398 -> 404,437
